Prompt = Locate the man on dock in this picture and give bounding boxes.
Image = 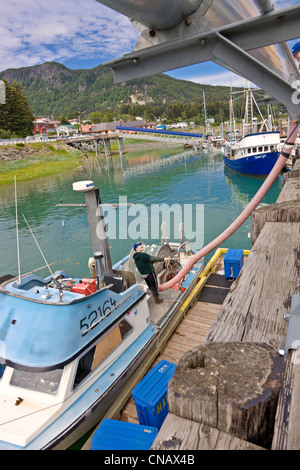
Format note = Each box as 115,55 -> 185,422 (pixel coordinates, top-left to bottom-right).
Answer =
292,42 -> 300,68
133,242 -> 169,304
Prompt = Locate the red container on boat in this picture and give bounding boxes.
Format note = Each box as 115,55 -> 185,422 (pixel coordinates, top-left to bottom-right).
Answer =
72,279 -> 97,296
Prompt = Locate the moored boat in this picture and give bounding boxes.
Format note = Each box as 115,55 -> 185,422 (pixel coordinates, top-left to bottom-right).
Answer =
223,131 -> 282,175
0,180 -> 203,450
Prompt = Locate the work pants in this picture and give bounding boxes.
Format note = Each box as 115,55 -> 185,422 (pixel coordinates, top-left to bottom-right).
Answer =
145,272 -> 159,299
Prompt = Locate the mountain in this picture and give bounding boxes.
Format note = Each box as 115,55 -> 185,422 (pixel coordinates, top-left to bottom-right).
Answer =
0,61 -> 233,118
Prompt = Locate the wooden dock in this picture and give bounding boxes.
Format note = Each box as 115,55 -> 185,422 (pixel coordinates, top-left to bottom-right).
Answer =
151,151 -> 300,451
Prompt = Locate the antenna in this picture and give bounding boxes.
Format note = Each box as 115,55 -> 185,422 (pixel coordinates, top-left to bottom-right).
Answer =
22,214 -> 53,276
14,176 -> 21,285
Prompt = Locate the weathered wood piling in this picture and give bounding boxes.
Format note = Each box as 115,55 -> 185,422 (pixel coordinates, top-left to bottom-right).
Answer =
152,151 -> 300,451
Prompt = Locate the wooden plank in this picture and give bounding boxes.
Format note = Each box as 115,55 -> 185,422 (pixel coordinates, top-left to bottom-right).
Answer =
277,178 -> 300,204
207,222 -> 300,349
164,339 -> 199,354
272,350 -> 300,450
168,332 -> 207,349
185,312 -> 217,325
179,317 -> 211,329
151,414 -> 265,450
252,199 -> 300,244
175,328 -> 208,344
192,302 -> 222,313
176,321 -> 212,336
120,401 -> 139,423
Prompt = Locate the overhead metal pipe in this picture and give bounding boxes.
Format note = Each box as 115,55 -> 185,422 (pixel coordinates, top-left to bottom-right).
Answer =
253,0 -> 274,14
95,0 -> 205,30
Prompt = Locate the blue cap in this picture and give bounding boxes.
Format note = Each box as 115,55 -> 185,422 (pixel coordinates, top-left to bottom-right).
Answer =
292,42 -> 300,56
133,242 -> 142,251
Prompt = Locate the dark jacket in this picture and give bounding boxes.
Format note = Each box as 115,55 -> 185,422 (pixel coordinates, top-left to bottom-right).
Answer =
133,252 -> 164,275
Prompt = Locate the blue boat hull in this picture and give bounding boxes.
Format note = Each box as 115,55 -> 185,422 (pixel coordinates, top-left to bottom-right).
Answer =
223,151 -> 280,175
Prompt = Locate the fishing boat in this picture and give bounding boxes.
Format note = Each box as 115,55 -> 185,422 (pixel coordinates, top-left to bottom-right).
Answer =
223,89 -> 282,175
0,180 -> 203,450
223,131 -> 282,175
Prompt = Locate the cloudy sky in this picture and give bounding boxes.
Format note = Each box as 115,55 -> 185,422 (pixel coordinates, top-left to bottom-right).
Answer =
0,0 -> 299,86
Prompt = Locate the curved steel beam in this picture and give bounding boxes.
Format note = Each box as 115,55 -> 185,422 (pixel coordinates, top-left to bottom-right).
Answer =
95,0 -> 205,30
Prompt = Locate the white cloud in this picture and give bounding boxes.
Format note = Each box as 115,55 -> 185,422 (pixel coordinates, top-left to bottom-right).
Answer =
185,71 -> 255,88
0,0 -> 298,85
0,0 -> 139,70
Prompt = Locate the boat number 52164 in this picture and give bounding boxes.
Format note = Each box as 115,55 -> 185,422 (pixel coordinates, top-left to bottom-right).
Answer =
80,297 -> 117,336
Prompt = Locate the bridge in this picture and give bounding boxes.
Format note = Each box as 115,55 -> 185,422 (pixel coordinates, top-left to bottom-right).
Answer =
116,126 -> 204,148
57,133 -> 124,157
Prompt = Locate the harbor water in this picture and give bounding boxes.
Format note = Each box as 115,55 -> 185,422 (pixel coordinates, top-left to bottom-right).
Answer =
0,145 -> 283,279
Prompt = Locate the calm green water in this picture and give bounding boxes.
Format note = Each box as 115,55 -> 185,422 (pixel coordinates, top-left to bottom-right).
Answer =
0,146 -> 283,279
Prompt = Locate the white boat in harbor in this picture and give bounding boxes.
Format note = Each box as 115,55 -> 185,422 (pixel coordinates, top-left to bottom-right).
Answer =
223,89 -> 282,175
0,180 -> 203,450
223,131 -> 282,175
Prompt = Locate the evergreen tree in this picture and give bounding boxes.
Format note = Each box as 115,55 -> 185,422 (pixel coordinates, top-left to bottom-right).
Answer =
59,113 -> 69,124
0,79 -> 34,137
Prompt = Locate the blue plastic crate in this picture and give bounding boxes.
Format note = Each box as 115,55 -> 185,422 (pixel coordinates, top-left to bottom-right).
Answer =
224,249 -> 244,279
131,360 -> 177,429
90,419 -> 158,450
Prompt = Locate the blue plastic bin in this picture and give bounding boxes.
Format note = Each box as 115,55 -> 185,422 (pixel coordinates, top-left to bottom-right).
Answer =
131,360 -> 177,429
90,419 -> 158,450
224,249 -> 244,279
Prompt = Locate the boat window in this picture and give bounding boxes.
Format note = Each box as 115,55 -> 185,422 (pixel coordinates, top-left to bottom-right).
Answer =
252,147 -> 257,153
270,145 -> 275,151
10,367 -> 63,394
248,148 -> 251,154
264,146 -> 269,151
258,147 -> 263,152
73,319 -> 133,389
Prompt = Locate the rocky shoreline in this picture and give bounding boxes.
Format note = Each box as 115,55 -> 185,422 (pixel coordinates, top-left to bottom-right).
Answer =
0,145 -> 38,161
0,140 -> 174,162
0,142 -> 73,162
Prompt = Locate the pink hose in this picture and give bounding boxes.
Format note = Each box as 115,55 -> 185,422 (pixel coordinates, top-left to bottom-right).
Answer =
158,120 -> 299,292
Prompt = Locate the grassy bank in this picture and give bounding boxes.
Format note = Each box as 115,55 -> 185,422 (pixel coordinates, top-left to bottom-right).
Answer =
0,143 -> 82,186
0,138 -> 179,186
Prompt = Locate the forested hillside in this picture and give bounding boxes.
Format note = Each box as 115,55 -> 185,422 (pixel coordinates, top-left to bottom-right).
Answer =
0,62 -> 234,122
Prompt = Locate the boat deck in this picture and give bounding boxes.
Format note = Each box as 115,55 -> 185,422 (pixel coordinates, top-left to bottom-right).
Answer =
119,258 -> 233,424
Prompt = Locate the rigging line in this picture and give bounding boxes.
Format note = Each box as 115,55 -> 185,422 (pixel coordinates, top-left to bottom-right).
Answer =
61,200 -> 65,271
14,176 -> 21,285
22,214 -> 53,276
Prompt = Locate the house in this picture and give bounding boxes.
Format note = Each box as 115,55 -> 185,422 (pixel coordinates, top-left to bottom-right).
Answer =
118,120 -> 156,129
80,119 -> 156,135
81,121 -> 120,135
80,124 -> 93,135
33,118 -> 56,135
92,121 -> 121,134
56,124 -> 78,137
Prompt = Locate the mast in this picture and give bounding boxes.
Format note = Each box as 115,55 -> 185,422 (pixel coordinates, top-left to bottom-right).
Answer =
14,176 -> 21,285
203,91 -> 207,138
73,181 -> 113,277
